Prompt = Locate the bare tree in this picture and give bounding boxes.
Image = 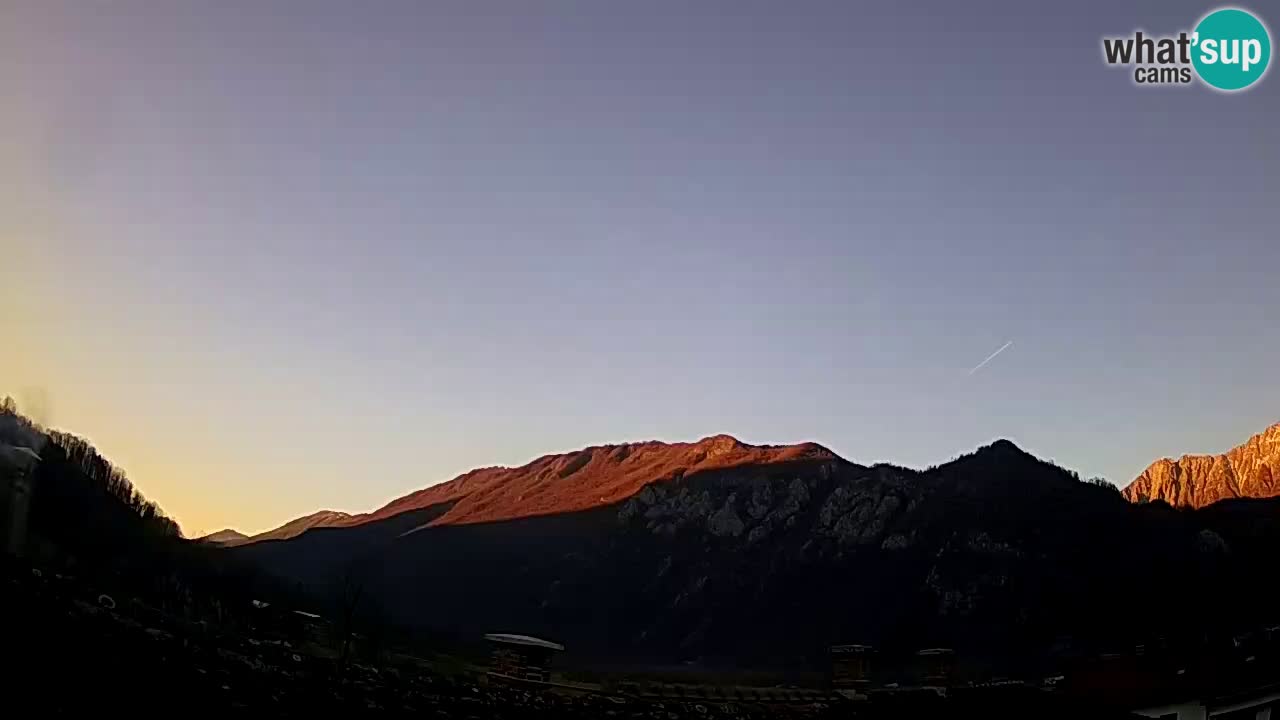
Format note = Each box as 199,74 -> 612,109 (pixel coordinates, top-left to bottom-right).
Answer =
335,561 -> 366,669
1087,476 -> 1118,491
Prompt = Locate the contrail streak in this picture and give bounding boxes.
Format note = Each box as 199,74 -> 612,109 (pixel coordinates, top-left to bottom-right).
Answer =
968,340 -> 1013,375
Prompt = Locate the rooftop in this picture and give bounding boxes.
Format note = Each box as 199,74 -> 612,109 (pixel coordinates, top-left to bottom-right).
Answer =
484,633 -> 565,651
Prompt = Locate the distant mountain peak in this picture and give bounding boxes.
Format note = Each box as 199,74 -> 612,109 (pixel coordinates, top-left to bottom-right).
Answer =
198,529 -> 249,545
695,433 -> 743,456
296,509 -> 352,522
210,509 -> 355,547
697,432 -> 741,444
942,439 -> 1038,468
1124,422 -> 1280,508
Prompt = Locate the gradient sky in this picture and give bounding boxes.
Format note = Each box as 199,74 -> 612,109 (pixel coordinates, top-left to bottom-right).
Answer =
3,1 -> 1277,537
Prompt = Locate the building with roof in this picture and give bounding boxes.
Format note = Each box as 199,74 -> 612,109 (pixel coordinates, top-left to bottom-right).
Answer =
484,633 -> 564,683
830,643 -> 874,690
917,647 -> 956,685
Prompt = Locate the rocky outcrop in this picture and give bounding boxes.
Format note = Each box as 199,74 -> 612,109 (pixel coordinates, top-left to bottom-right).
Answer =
1123,423 -> 1280,507
618,467 -> 825,541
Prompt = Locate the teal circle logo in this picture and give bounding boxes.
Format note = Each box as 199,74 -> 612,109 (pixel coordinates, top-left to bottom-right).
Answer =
1192,8 -> 1271,91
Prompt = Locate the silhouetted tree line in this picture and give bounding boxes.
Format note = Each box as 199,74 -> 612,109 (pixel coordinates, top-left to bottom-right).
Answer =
2,398 -> 191,588
2,398 -> 181,553
42,428 -> 182,538
0,395 -> 40,447
2,398 -> 325,631
1086,476 -> 1119,491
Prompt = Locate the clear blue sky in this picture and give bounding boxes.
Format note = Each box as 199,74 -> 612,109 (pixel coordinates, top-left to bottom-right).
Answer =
3,0 -> 1278,536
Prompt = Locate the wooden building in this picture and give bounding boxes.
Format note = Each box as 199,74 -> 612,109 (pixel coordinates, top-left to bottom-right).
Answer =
830,644 -> 875,689
484,633 -> 564,683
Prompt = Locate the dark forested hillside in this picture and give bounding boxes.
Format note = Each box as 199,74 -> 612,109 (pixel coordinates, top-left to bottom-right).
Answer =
2,398 -> 180,561
1,398 -> 310,621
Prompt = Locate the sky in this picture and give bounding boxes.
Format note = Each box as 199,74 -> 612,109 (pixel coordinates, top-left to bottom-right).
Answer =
2,0 -> 1278,537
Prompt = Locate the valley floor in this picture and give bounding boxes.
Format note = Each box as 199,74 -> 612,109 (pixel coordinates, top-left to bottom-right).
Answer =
5,554 -> 1271,719
0,557 -> 845,718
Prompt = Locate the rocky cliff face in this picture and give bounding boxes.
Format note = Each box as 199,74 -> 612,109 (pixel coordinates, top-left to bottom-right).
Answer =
1123,423 -> 1280,508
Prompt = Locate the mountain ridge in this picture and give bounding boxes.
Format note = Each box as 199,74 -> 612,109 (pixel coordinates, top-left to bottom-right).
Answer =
233,432 -> 1280,667
1123,422 -> 1280,507
198,529 -> 250,545
235,435 -> 1058,547
237,434 -> 843,543
213,510 -> 354,547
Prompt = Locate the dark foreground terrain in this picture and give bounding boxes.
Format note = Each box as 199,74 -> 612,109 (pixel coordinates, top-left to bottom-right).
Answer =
1,556 -> 849,718
4,555 -> 1180,719
238,438 -> 1280,670
4,405 -> 1278,717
